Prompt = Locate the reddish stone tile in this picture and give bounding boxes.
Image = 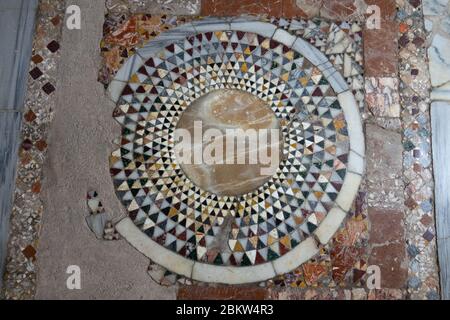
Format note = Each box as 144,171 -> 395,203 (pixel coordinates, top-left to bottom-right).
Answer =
282,0 -> 321,18
364,19 -> 398,77
51,15 -> 61,26
201,0 -> 283,16
302,262 -> 328,285
22,245 -> 37,261
103,16 -> 140,47
35,140 -> 48,151
24,110 -> 37,122
31,181 -> 41,194
32,54 -> 44,64
369,243 -> 407,289
365,0 -> 397,20
368,208 -> 404,244
177,286 -> 268,300
399,22 -> 409,33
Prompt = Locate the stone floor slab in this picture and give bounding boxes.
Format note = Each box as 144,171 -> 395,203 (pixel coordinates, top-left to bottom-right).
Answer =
431,101 -> 450,299
0,0 -> 38,110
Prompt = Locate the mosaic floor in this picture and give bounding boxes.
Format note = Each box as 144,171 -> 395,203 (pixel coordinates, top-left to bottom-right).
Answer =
1,0 -> 444,300
108,18 -> 364,284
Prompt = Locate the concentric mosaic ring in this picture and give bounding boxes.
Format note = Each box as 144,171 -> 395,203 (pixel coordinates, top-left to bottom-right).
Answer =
109,18 -> 365,284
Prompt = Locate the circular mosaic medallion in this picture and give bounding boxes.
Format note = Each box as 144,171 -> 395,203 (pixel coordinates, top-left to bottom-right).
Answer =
109,20 -> 364,284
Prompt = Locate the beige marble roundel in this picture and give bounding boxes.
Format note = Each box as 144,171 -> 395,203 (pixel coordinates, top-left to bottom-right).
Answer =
175,89 -> 284,196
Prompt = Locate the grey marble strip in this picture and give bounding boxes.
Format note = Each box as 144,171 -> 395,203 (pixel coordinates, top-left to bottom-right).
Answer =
0,112 -> 22,289
0,0 -> 38,290
0,108 -> 23,112
431,101 -> 450,300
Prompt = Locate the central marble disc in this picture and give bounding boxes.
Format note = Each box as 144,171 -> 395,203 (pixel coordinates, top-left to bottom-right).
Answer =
175,89 -> 283,197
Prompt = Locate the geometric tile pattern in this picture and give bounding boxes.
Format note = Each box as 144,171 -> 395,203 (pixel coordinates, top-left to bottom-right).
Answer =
110,27 -> 350,267
271,18 -> 365,112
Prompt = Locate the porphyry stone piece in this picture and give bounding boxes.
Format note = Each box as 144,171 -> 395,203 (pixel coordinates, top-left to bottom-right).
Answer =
369,243 -> 408,289
364,20 -> 398,77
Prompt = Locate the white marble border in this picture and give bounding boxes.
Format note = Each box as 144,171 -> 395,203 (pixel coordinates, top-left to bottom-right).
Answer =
111,19 -> 365,284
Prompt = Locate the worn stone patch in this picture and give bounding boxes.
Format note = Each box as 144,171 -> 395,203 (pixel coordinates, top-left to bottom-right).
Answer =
369,243 -> 408,289
365,0 -> 397,20
99,14 -> 194,86
365,77 -> 401,118
201,0 -> 370,20
366,124 -> 404,209
368,208 -> 404,244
